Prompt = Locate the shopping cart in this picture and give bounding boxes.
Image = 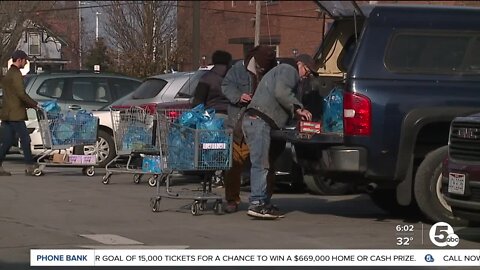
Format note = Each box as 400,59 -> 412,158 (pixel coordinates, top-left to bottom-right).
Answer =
35,108 -> 99,176
102,106 -> 160,185
150,110 -> 232,215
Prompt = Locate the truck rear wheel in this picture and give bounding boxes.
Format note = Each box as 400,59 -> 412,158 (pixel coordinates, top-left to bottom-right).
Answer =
304,174 -> 352,195
414,146 -> 468,226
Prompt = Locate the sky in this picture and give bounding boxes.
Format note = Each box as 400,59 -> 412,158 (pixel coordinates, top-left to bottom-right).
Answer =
79,1 -> 108,48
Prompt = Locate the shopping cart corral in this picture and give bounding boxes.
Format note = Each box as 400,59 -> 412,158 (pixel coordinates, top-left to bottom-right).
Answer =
102,106 -> 162,186
150,109 -> 232,215
35,108 -> 99,176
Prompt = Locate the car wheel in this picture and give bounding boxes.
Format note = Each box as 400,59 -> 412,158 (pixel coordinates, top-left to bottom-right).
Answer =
83,129 -> 116,167
303,174 -> 352,195
414,146 -> 468,226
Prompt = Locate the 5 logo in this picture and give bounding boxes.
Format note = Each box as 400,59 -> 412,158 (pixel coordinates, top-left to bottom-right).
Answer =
429,222 -> 459,247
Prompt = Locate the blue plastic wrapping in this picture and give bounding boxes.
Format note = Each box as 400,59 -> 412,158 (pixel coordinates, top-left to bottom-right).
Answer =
46,107 -> 98,146
122,123 -> 152,151
76,110 -> 97,142
142,155 -> 162,173
41,100 -> 62,119
166,105 -> 230,170
322,87 -> 344,133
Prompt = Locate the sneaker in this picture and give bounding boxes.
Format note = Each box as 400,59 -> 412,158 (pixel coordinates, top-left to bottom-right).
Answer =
224,202 -> 238,214
0,166 -> 11,176
269,204 -> 285,218
247,204 -> 285,219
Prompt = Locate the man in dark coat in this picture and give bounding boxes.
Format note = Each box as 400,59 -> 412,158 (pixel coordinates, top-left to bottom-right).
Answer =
0,50 -> 39,176
192,50 -> 232,117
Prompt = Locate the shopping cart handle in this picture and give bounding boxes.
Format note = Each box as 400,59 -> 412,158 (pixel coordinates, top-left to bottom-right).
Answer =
35,107 -> 48,120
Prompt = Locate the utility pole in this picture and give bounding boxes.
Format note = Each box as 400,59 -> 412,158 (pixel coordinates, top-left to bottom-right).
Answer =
78,1 -> 82,69
192,1 -> 201,69
254,1 -> 261,46
96,11 -> 102,42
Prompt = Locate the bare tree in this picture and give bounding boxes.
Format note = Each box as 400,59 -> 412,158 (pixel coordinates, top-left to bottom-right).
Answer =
101,1 -> 176,78
0,1 -> 59,70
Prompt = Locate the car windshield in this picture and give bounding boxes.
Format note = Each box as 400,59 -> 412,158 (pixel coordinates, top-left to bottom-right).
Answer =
97,78 -> 167,110
132,79 -> 168,99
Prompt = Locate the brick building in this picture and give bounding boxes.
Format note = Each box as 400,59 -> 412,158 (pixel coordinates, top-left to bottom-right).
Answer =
177,0 -> 480,71
177,1 -> 323,70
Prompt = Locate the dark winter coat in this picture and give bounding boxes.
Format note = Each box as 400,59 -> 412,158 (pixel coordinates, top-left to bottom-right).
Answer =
192,64 -> 229,114
0,65 -> 37,121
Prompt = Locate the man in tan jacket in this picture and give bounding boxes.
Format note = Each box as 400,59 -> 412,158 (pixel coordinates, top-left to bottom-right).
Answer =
0,50 -> 39,176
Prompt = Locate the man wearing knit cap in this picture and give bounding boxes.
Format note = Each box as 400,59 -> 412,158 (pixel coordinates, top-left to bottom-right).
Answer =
221,45 -> 278,213
242,54 -> 314,219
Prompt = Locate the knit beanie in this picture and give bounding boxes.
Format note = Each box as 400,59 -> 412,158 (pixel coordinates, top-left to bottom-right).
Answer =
245,45 -> 277,75
212,50 -> 232,65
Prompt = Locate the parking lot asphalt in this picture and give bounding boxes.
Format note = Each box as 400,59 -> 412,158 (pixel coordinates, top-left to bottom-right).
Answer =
0,156 -> 479,270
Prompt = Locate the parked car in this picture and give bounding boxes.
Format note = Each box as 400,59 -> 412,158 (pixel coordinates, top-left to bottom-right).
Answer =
1,70 -> 142,156
442,114 -> 480,225
274,2 -> 480,224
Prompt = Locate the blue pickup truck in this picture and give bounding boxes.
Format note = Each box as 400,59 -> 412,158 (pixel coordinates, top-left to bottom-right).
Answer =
277,2 -> 480,225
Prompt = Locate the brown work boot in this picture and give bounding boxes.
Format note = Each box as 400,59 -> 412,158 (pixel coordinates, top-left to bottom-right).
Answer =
0,166 -> 12,176
25,164 -> 39,176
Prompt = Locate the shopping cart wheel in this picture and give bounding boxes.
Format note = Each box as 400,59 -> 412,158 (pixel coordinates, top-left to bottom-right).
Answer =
213,200 -> 224,215
83,166 -> 95,177
150,197 -> 161,212
102,173 -> 112,184
199,200 -> 207,211
191,201 -> 201,216
148,175 -> 158,187
33,168 -> 43,177
133,174 -> 142,184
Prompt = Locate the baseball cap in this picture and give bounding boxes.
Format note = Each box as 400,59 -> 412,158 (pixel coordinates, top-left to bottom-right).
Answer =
295,54 -> 318,75
11,50 -> 29,61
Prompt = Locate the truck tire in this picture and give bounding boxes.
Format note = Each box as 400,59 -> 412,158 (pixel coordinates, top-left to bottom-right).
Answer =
414,146 -> 468,226
304,174 -> 352,195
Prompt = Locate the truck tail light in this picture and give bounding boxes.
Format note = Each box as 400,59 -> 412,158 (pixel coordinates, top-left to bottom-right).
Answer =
343,92 -> 371,136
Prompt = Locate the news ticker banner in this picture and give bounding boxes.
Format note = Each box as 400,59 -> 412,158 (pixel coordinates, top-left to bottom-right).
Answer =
31,249 -> 480,267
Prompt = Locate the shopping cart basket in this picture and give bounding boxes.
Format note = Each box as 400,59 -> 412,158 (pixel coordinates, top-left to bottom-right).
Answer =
35,108 -> 99,176
102,106 -> 160,185
150,110 -> 232,215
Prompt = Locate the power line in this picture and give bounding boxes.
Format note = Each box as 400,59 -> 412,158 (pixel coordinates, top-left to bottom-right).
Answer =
1,1 -> 320,20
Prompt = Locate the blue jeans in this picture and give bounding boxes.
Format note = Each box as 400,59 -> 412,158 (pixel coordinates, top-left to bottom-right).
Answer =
0,121 -> 34,165
242,116 -> 271,205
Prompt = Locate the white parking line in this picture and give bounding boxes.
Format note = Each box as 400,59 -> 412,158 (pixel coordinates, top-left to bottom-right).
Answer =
79,234 -> 190,249
80,234 -> 143,245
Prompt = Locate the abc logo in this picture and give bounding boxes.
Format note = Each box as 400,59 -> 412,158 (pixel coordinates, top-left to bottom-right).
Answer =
429,222 -> 459,247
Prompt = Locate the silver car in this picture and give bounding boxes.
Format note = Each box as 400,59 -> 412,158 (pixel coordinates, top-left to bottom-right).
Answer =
90,69 -> 210,166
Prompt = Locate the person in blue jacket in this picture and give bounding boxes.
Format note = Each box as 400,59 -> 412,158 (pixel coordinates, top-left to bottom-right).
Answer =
242,54 -> 315,219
